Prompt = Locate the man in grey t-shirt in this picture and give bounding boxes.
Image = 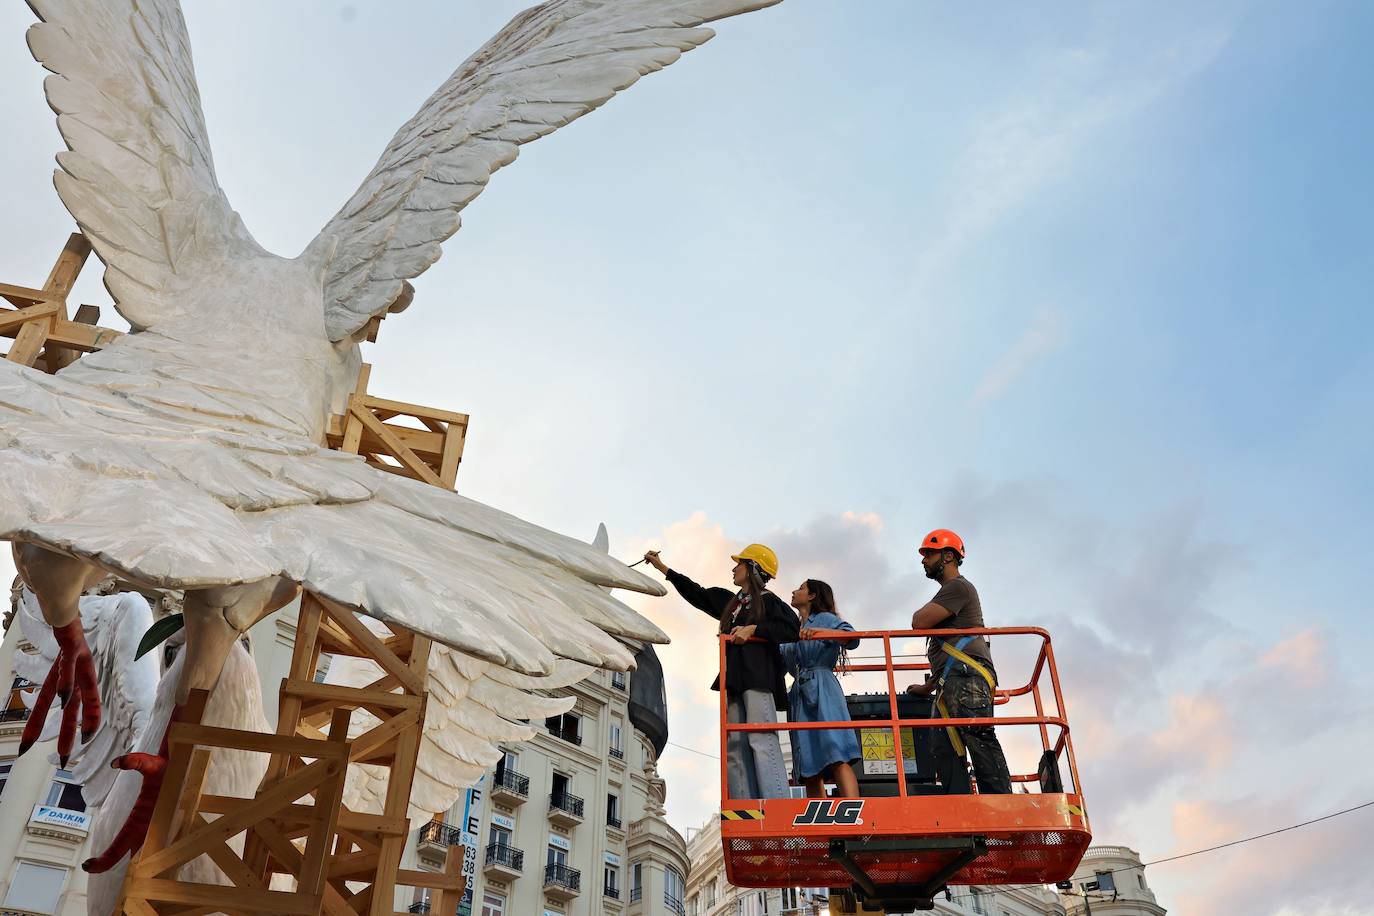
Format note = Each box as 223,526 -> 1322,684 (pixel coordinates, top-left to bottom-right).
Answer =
905,529 -> 1012,795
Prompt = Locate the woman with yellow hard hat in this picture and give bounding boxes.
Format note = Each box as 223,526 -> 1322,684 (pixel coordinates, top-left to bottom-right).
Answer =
643,543 -> 799,800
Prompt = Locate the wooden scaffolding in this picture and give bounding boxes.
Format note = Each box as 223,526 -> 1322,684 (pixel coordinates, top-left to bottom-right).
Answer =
3,234 -> 471,915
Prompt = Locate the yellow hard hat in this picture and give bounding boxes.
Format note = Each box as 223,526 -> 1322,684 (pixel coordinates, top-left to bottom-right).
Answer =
731,543 -> 778,579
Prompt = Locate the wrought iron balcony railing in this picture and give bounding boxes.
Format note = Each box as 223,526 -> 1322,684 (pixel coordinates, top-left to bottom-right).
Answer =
549,792 -> 584,819
544,862 -> 581,893
417,819 -> 463,847
492,767 -> 530,797
484,842 -> 524,872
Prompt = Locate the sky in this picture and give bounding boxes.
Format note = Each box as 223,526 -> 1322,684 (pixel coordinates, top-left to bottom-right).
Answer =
1,1 -> 1373,913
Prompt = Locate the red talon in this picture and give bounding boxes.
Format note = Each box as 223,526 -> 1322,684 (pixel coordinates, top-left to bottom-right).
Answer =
21,620 -> 101,763
82,725 -> 172,873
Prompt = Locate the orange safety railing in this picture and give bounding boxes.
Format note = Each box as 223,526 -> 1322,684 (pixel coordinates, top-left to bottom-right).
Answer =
718,626 -> 1082,803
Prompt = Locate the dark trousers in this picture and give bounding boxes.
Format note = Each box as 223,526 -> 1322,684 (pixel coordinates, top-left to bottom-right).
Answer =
932,672 -> 1013,795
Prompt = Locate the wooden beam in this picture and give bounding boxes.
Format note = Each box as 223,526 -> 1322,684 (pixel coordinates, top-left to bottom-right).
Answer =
360,394 -> 470,427
286,678 -> 421,715
0,301 -> 60,333
254,819 -> 357,916
6,318 -> 50,366
192,813 -> 266,890
0,281 -> 51,307
42,232 -> 92,300
135,757 -> 340,876
169,722 -> 351,761
348,396 -> 445,488
438,420 -> 464,490
347,709 -> 420,763
316,598 -> 426,696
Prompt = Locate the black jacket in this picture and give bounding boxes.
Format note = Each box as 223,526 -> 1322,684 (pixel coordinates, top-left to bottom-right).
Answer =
666,569 -> 800,711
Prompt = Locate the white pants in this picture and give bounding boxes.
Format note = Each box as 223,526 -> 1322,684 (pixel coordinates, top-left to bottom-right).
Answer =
726,689 -> 790,800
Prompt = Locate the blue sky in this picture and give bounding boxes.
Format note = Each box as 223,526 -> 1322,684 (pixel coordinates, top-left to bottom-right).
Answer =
1,2 -> 1372,912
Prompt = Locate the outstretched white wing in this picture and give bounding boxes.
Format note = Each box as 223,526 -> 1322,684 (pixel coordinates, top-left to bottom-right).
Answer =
313,0 -> 781,340
26,0 -> 258,330
11,588 -> 160,808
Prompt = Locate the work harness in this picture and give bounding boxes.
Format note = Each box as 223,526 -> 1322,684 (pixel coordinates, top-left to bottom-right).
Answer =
932,635 -> 996,758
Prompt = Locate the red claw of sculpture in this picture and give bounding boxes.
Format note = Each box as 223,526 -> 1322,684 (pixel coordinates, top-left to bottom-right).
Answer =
83,722 -> 173,874
19,619 -> 101,766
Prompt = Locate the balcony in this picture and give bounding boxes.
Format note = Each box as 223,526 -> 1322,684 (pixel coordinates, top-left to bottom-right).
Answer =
1,707 -> 31,722
605,884 -> 621,900
630,886 -> 643,903
490,767 -> 530,805
548,791 -> 584,827
611,671 -> 627,691
483,842 -> 524,880
666,893 -> 686,915
416,819 -> 463,857
544,863 -> 581,900
407,903 -> 430,914
547,723 -> 582,746
609,745 -> 625,761
606,814 -> 622,831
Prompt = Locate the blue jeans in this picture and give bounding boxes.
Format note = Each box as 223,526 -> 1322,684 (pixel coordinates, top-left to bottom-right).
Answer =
726,690 -> 790,800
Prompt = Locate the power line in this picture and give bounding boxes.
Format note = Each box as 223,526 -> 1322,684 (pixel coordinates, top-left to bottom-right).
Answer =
1139,799 -> 1374,869
668,740 -> 720,760
948,799 -> 1374,902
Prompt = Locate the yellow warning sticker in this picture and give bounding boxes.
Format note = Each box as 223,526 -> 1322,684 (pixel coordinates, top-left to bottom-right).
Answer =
859,727 -> 917,775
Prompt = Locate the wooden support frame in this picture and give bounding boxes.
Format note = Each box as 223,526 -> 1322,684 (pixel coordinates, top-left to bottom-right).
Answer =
0,232 -> 124,370
117,690 -> 353,915
325,363 -> 468,490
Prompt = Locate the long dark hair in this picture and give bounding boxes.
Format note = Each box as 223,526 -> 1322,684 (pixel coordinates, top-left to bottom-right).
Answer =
720,561 -> 771,634
804,579 -> 837,617
803,578 -> 851,675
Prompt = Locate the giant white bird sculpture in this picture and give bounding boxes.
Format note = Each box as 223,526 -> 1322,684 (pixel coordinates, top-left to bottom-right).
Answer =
3,0 -> 779,874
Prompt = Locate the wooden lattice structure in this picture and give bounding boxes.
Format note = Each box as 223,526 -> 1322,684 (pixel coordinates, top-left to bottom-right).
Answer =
0,232 -> 123,369
3,234 -> 470,915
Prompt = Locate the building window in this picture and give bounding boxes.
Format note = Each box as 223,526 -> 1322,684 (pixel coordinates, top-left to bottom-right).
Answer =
488,821 -> 512,849
970,889 -> 987,915
3,862 -> 69,915
0,757 -> 13,801
611,671 -> 627,690
479,891 -> 506,916
630,861 -> 643,902
44,769 -> 86,812
607,793 -> 620,828
547,842 -> 569,869
609,720 -> 624,758
497,749 -> 518,776
545,712 -> 582,745
1139,873 -> 1147,889
604,863 -> 620,898
665,867 -> 686,914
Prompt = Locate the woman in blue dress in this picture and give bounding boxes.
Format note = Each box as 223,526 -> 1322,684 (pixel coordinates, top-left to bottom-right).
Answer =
783,579 -> 862,798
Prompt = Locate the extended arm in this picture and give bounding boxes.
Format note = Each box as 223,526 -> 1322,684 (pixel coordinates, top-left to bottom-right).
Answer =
911,601 -> 954,629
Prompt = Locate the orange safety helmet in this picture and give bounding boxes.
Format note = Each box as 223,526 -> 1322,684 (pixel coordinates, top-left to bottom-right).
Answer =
919,529 -> 966,558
